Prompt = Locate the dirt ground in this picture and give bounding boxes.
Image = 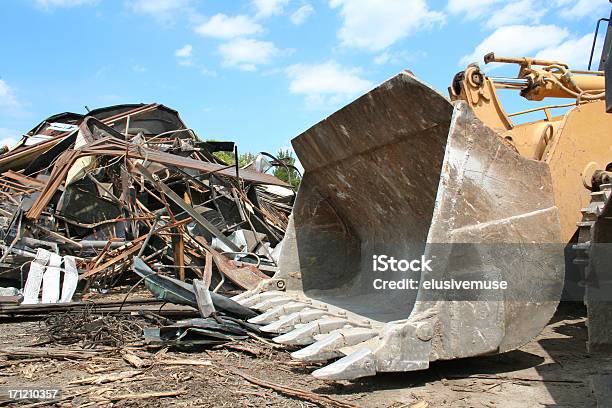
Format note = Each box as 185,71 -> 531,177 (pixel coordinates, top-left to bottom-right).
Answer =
0,302 -> 610,408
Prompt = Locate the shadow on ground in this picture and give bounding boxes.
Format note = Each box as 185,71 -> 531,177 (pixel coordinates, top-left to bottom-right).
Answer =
309,349 -> 545,396
305,302 -> 604,408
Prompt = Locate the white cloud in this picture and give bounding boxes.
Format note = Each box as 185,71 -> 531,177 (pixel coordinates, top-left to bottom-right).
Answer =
373,52 -> 392,65
0,80 -> 22,115
201,68 -> 218,77
175,44 -> 193,58
35,0 -> 98,8
253,0 -> 289,19
172,44 -> 217,76
535,33 -> 602,70
286,61 -> 373,108
290,4 -> 314,25
447,0 -> 550,27
485,0 -> 547,28
175,44 -> 194,66
219,38 -> 281,71
330,0 -> 445,52
373,50 -> 414,66
447,0 -> 605,30
0,128 -> 21,150
194,14 -> 262,39
132,64 -> 147,73
460,25 -> 569,65
446,0 -> 505,19
127,0 -> 190,23
557,0 -> 610,20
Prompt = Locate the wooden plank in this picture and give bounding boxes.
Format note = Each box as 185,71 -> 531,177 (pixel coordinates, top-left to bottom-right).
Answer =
0,347 -> 101,360
1,170 -> 46,187
193,279 -> 215,318
80,242 -> 143,279
25,149 -> 78,220
204,250 -> 213,288
85,141 -> 289,186
0,298 -> 179,315
173,228 -> 185,281
0,296 -> 22,305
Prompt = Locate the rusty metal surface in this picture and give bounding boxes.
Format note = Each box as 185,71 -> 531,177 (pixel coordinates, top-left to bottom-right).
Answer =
195,237 -> 268,291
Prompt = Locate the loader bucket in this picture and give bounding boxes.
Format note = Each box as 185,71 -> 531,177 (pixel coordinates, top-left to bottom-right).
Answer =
233,71 -> 565,380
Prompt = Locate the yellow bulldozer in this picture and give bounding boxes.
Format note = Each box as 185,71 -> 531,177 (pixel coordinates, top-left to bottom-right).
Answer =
234,11 -> 612,380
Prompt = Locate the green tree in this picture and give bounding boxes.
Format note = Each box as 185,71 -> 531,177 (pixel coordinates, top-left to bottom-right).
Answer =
238,152 -> 256,167
212,150 -> 233,164
211,146 -> 255,167
209,141 -> 301,188
273,149 -> 301,188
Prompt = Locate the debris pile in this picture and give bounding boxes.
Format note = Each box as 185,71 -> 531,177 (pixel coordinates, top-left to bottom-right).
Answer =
44,305 -> 144,347
0,103 -> 295,323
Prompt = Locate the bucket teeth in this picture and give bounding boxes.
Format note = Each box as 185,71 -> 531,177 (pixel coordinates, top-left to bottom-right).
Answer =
235,291 -> 285,307
273,317 -> 349,346
252,296 -> 294,311
273,317 -> 349,345
311,348 -> 377,380
247,301 -> 310,324
260,309 -> 330,334
290,328 -> 378,362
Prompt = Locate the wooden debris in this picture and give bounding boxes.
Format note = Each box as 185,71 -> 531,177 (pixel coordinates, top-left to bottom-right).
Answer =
121,350 -> 148,368
0,295 -> 22,305
228,368 -> 362,408
0,346 -> 100,360
193,278 -> 215,318
68,370 -> 143,385
1,103 -> 295,304
160,358 -> 213,367
0,298 -> 196,317
222,342 -> 264,357
93,389 -> 181,403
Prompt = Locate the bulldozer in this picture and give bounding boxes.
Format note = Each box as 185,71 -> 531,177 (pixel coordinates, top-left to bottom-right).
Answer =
233,12 -> 612,380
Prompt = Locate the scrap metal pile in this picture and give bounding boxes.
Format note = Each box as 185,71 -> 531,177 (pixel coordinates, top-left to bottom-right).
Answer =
0,103 -> 295,313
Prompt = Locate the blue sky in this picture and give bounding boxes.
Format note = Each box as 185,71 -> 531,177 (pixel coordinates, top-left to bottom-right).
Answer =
0,0 -> 609,157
